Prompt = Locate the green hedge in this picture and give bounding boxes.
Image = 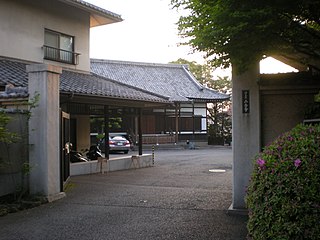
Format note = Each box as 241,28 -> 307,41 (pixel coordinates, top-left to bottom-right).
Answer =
246,124 -> 320,239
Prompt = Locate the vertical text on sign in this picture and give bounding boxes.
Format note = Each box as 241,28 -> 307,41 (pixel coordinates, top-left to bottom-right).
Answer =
242,90 -> 250,114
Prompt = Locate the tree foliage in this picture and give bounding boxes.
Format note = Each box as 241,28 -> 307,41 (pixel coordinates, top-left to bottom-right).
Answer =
170,58 -> 213,85
170,58 -> 231,90
171,0 -> 320,72
0,94 -> 39,201
0,112 -> 18,144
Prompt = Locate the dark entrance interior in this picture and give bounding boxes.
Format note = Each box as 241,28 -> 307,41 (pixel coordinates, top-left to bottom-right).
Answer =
60,111 -> 70,191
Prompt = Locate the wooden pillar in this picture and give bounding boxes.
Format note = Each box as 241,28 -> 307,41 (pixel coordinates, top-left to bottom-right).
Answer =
164,107 -> 167,134
138,108 -> 143,155
104,105 -> 110,160
192,101 -> 195,140
175,103 -> 179,143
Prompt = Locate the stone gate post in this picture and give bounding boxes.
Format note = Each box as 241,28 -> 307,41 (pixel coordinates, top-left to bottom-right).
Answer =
230,62 -> 261,212
26,64 -> 64,202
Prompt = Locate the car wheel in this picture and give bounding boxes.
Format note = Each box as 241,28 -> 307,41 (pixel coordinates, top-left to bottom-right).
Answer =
124,150 -> 129,154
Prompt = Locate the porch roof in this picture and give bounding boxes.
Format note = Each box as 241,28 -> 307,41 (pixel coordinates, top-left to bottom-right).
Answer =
59,0 -> 123,27
90,59 -> 230,103
0,58 -> 171,106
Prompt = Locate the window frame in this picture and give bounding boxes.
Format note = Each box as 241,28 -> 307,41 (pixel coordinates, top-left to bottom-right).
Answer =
43,29 -> 79,65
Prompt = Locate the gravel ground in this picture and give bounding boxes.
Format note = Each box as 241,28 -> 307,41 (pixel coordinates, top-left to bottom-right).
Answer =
0,147 -> 248,240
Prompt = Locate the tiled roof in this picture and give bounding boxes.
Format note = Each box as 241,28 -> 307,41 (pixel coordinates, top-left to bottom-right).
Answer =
0,59 -> 28,87
0,84 -> 28,99
90,59 -> 230,102
0,58 -> 170,103
60,71 -> 170,103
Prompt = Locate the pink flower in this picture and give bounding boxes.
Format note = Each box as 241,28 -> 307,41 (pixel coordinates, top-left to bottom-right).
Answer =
256,158 -> 265,168
287,136 -> 294,141
294,159 -> 301,168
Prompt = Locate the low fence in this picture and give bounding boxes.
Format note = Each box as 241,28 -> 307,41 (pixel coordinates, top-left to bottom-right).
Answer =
70,154 -> 153,176
142,134 -> 175,144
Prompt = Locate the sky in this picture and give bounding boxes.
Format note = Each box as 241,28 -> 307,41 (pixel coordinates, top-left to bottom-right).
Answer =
87,0 -> 297,77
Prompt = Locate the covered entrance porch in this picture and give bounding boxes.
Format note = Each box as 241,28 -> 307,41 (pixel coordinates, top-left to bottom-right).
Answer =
60,94 -> 171,159
26,62 -> 171,201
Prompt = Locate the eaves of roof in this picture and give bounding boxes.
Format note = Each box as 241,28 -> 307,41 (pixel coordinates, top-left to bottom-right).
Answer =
58,0 -> 123,27
60,71 -> 171,104
0,87 -> 28,100
271,53 -> 320,73
0,58 -> 171,105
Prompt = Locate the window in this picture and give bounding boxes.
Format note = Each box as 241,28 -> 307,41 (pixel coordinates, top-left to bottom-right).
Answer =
44,29 -> 79,64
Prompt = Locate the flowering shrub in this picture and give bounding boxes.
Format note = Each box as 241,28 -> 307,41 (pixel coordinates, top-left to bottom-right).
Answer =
246,124 -> 320,239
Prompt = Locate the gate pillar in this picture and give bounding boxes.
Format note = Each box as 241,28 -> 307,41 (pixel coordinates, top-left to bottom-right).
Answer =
27,64 -> 65,202
230,62 -> 261,212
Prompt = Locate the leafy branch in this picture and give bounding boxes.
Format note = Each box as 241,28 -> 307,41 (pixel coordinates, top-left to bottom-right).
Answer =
0,93 -> 40,201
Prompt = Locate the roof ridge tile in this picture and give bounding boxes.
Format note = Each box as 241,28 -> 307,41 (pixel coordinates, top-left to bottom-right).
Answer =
91,58 -> 187,69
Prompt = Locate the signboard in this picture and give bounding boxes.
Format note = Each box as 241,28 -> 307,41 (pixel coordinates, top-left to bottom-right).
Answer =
242,90 -> 250,113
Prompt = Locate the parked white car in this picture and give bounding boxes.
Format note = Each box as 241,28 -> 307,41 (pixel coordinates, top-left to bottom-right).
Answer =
99,135 -> 131,154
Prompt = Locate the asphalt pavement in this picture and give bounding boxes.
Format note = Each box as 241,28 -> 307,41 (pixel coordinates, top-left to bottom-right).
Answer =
0,146 -> 248,240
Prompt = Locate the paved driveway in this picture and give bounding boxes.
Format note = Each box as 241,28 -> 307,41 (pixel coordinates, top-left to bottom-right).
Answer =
0,146 -> 247,240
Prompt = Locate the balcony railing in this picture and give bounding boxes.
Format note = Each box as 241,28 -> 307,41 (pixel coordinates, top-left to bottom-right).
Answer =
43,45 -> 80,65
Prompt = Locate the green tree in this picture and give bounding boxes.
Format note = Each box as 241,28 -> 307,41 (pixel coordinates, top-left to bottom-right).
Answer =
0,112 -> 17,144
0,94 -> 39,201
170,58 -> 213,85
207,77 -> 232,145
0,112 -> 19,169
90,117 -> 123,134
208,76 -> 232,94
170,58 -> 231,89
171,0 -> 320,72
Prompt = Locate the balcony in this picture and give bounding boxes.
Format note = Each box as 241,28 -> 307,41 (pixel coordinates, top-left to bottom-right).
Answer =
43,45 -> 80,65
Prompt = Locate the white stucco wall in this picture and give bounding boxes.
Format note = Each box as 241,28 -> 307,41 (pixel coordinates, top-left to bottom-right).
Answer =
0,0 -> 90,72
